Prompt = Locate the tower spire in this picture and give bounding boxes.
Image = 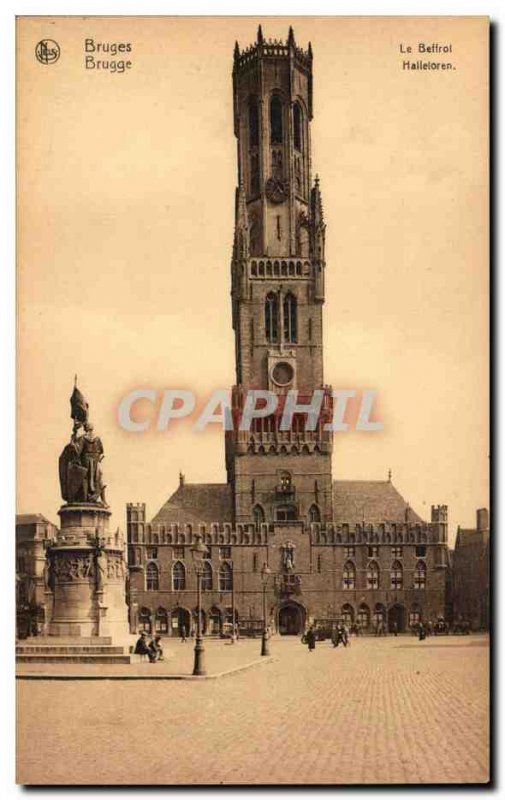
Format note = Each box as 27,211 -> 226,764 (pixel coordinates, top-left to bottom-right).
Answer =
288,26 -> 295,47
257,25 -> 264,45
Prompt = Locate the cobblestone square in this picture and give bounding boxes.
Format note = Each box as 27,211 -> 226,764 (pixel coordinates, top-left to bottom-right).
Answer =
17,634 -> 489,785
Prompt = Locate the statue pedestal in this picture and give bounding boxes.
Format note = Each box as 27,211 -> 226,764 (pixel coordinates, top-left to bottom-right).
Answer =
46,503 -> 130,642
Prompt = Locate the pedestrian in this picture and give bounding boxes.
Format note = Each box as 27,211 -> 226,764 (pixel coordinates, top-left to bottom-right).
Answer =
418,622 -> 426,641
306,626 -> 316,652
180,624 -> 187,643
392,621 -> 398,637
134,632 -> 156,662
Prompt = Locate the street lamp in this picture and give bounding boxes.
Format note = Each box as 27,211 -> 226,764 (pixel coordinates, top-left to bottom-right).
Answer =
261,563 -> 271,656
190,532 -> 207,676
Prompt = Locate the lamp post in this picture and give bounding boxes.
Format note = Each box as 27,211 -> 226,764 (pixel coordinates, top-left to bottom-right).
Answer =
261,563 -> 271,656
190,532 -> 207,676
230,564 -> 237,643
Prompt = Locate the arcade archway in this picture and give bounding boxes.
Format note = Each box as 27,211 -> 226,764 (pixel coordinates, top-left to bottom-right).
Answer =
277,601 -> 306,635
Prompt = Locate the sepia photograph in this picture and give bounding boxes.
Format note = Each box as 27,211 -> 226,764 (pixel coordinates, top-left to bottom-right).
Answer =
15,14 -> 489,786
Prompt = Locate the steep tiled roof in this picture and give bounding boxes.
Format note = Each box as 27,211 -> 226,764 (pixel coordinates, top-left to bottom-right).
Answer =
455,528 -> 487,548
332,480 -> 424,525
151,483 -> 233,526
150,479 -> 422,526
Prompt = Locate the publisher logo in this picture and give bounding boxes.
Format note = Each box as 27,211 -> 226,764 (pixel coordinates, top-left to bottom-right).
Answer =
35,39 -> 60,65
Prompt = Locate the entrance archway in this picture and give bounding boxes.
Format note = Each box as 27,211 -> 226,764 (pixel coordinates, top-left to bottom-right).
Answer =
388,604 -> 405,633
170,606 -> 191,637
278,601 -> 306,635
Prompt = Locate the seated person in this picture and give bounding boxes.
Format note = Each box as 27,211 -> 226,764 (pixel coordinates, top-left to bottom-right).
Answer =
149,635 -> 164,662
134,632 -> 156,662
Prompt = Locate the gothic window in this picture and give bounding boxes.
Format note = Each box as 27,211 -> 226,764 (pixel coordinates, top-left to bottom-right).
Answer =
270,95 -> 283,144
248,96 -> 259,148
283,292 -> 297,343
219,546 -> 231,560
368,545 -> 379,558
391,545 -> 403,559
146,546 -> 158,560
139,607 -> 152,633
293,102 -> 303,151
173,546 -> 185,560
344,546 -> 355,559
343,561 -> 356,590
357,604 -> 370,629
373,604 -> 386,628
219,562 -> 233,592
253,504 -> 265,526
367,561 -> 380,590
309,504 -> 321,523
201,561 -> 213,591
341,604 -> 354,626
155,607 -> 168,633
146,562 -> 159,591
415,545 -> 427,558
294,154 -> 302,193
390,560 -> 403,590
250,152 -> 260,196
265,292 -> 278,343
249,215 -> 261,256
413,560 -> 427,589
172,560 -> 186,591
409,606 -> 421,627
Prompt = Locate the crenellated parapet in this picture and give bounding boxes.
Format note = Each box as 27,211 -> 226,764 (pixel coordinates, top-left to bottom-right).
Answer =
309,520 -> 444,546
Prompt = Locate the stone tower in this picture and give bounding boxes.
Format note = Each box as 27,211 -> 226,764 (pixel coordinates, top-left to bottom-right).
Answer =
226,27 -> 334,525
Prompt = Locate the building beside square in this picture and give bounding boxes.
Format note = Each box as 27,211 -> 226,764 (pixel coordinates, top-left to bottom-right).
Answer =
16,514 -> 57,637
451,508 -> 490,630
125,27 -> 452,637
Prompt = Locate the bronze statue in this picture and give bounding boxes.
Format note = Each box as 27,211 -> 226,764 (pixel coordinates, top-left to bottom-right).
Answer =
58,381 -> 107,505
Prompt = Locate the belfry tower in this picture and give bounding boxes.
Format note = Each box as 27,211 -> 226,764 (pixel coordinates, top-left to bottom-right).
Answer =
226,27 -> 334,525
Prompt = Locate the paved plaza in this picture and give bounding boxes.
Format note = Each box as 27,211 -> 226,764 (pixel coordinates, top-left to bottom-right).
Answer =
17,634 -> 489,785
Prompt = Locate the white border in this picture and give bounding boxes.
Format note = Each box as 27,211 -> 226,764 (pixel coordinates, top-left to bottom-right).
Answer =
2,2 -> 500,798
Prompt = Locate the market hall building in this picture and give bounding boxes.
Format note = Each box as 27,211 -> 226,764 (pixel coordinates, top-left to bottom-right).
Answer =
126,27 -> 450,638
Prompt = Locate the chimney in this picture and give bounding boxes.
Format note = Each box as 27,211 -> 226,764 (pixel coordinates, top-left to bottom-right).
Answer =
476,508 -> 489,532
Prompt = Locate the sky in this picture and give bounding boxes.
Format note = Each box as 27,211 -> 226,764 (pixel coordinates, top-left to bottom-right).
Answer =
17,16 -> 489,546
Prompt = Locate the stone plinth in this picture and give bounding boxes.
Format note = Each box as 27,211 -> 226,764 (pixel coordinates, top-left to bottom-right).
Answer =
45,503 -> 130,642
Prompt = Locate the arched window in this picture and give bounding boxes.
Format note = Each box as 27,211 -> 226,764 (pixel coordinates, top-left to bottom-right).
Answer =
201,561 -> 213,591
409,604 -> 422,627
341,603 -> 354,625
250,152 -> 260,196
357,604 -> 370,630
372,603 -> 386,629
265,292 -> 278,343
367,561 -> 380,590
248,96 -> 259,147
309,504 -> 321,523
253,504 -> 265,526
146,562 -> 159,591
219,562 -> 233,592
293,102 -> 303,151
172,560 -> 186,591
413,560 -> 427,589
139,607 -> 152,633
270,95 -> 283,144
343,561 -> 356,590
390,560 -> 403,590
283,292 -> 297,343
155,607 -> 168,633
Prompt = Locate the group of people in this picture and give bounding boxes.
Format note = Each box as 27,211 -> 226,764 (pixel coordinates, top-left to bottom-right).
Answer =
303,623 -> 350,652
134,632 -> 164,663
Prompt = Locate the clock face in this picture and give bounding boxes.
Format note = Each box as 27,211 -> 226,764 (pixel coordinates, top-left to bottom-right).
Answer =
265,177 -> 287,204
272,361 -> 294,387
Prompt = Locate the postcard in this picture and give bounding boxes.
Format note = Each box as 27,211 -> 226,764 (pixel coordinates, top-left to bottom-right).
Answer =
16,16 -> 489,785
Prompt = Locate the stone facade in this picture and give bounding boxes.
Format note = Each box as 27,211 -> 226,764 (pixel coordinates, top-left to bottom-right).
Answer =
452,508 -> 490,630
16,514 -> 58,637
127,28 -> 450,636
